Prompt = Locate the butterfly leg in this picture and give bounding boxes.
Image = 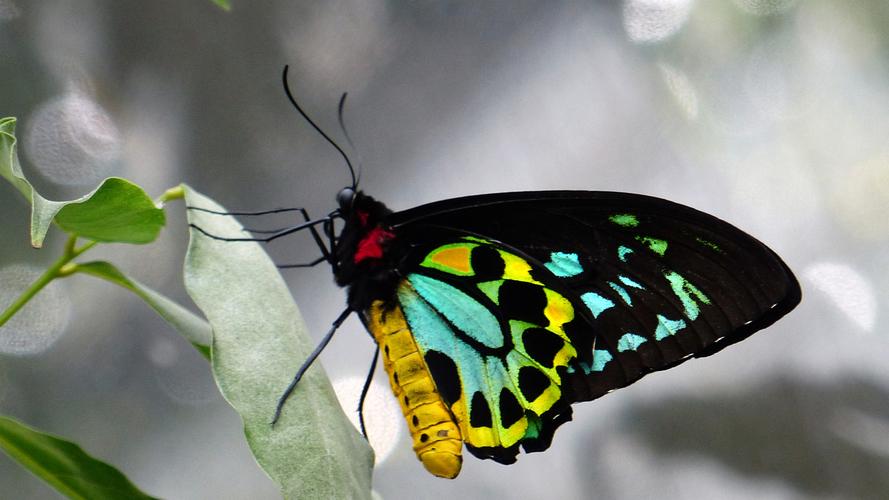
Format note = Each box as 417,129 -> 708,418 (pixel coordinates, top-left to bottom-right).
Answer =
271,307 -> 353,425
357,346 -> 380,439
187,206 -> 333,263
277,255 -> 327,269
189,216 -> 331,243
186,206 -> 312,216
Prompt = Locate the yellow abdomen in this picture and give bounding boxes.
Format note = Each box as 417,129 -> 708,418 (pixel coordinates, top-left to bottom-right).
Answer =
365,300 -> 463,478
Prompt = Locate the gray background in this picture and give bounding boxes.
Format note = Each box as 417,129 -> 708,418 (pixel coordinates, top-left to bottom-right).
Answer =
1,1 -> 888,498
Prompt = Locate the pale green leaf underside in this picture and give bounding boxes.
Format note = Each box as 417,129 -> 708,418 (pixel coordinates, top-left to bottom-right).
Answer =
181,185 -> 374,499
0,117 -> 165,247
76,261 -> 211,359
0,415 -> 158,500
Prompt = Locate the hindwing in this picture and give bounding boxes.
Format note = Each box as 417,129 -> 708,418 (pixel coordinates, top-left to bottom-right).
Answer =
397,237 -> 580,463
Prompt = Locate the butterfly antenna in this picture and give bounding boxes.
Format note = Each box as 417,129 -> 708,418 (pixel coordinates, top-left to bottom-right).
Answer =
337,92 -> 363,187
282,65 -> 358,189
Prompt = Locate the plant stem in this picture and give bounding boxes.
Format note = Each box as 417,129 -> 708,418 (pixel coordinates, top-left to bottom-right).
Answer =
0,235 -> 94,327
157,185 -> 184,205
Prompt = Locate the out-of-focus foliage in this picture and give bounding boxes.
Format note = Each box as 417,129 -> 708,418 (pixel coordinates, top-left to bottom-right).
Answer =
211,0 -> 230,11
0,416 -> 159,500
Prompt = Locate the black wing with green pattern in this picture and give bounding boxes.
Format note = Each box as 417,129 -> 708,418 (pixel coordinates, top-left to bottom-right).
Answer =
389,191 -> 801,404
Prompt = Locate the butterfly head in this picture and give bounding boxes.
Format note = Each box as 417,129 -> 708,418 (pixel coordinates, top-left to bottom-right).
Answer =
333,190 -> 400,308
336,186 -> 357,214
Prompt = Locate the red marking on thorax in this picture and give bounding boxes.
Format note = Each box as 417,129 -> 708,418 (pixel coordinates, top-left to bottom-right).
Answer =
357,211 -> 370,226
354,226 -> 395,263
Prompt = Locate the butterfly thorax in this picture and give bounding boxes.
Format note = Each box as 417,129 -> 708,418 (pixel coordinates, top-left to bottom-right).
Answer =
334,191 -> 404,310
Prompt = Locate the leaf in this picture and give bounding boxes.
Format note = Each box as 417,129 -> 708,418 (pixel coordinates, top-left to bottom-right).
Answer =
181,185 -> 374,499
75,261 -> 212,359
54,179 -> 166,244
211,0 -> 231,11
0,415 -> 158,500
0,117 -> 165,247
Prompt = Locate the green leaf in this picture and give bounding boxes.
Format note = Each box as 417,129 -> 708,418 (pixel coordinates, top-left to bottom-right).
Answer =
54,178 -> 166,244
0,117 -> 165,247
181,185 -> 374,499
75,261 -> 211,359
0,415 -> 158,500
211,0 -> 231,11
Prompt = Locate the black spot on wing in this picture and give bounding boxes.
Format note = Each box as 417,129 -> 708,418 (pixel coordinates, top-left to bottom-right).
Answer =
498,281 -> 548,325
518,366 -> 550,403
499,388 -> 524,429
425,350 -> 461,406
470,391 -> 493,428
522,327 -> 564,369
470,245 -> 505,280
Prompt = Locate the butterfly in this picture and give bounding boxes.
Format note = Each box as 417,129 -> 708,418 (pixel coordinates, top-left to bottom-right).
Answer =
193,67 -> 801,479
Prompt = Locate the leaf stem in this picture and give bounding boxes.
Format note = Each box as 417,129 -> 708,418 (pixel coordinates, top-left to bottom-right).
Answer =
0,235 -> 96,327
157,185 -> 184,206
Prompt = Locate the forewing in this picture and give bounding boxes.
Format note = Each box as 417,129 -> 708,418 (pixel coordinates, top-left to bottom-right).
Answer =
391,191 -> 801,403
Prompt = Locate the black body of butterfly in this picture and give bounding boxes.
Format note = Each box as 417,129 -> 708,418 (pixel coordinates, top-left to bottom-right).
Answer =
194,66 -> 801,479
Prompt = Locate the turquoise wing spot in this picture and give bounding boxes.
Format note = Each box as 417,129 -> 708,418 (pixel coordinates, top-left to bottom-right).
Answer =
590,349 -> 613,372
636,236 -> 668,256
655,314 -> 687,340
617,333 -> 647,352
408,274 -> 504,349
618,275 -> 644,290
609,213 -> 639,227
544,252 -> 583,278
608,282 -> 632,306
664,271 -> 711,320
581,292 -> 614,318
398,282 -> 487,395
399,284 -> 499,432
617,245 -> 634,262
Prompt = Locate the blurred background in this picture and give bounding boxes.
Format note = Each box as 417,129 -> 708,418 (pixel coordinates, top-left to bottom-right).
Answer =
1,0 -> 888,498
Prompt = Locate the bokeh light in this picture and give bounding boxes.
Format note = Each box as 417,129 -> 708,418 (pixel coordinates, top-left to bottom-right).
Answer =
623,0 -> 693,44
0,264 -> 71,355
804,262 -> 877,332
744,34 -> 817,122
732,0 -> 798,17
830,154 -> 889,241
332,375 -> 403,465
659,62 -> 699,120
24,92 -> 121,186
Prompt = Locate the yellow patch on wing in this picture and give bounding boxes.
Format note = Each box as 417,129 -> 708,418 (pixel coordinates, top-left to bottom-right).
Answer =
498,250 -> 541,284
542,288 -> 574,341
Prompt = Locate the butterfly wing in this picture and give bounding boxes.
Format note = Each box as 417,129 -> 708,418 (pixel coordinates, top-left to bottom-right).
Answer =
394,235 -> 582,464
385,191 -> 799,462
